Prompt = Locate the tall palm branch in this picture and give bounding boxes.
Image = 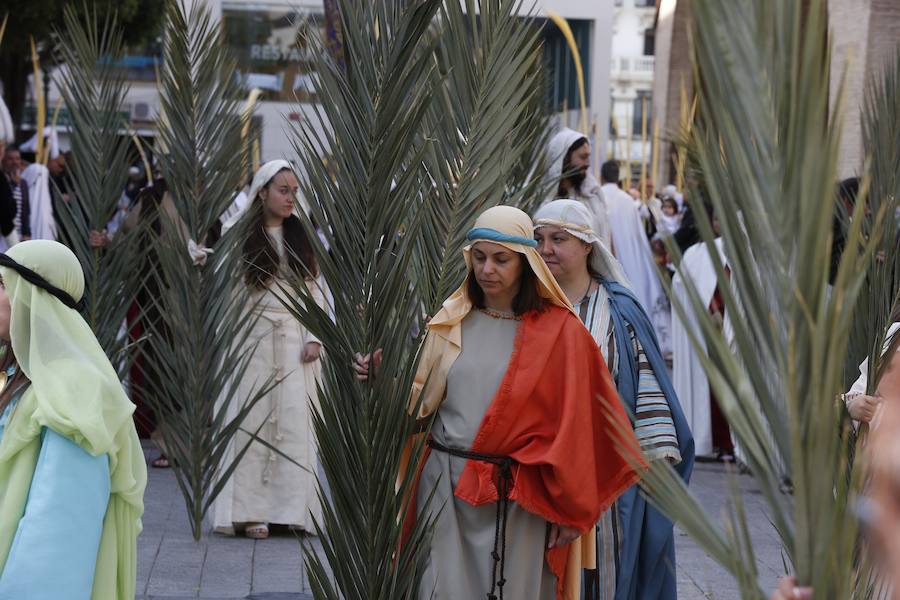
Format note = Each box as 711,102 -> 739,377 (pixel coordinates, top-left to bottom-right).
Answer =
283,1 -> 440,596
414,0 -> 549,312
615,0 -> 892,597
844,51 -> 900,393
140,0 -> 273,540
53,7 -> 143,378
277,1 -> 550,597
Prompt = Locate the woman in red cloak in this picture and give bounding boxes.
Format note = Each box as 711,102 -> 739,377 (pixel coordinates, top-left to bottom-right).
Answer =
359,206 -> 644,600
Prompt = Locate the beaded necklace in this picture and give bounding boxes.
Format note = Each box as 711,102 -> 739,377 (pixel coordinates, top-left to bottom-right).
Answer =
477,307 -> 522,321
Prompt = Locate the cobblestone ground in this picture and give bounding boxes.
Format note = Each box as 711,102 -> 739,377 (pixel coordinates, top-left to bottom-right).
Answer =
137,445 -> 781,600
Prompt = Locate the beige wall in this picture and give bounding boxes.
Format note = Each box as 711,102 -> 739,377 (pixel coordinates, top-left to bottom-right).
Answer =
829,0 -> 872,180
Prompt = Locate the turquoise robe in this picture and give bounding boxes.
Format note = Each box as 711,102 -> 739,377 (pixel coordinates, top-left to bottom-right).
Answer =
0,388 -> 110,599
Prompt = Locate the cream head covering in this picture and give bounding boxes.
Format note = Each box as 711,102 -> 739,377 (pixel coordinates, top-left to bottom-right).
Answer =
534,199 -> 631,287
547,127 -> 589,184
429,205 -> 574,329
0,240 -> 146,599
412,206 -> 574,418
221,159 -> 299,234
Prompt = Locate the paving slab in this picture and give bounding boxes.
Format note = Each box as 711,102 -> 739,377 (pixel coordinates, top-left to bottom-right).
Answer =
138,445 -> 782,599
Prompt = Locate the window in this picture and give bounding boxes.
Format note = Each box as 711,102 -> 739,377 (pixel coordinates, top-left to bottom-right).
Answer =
543,19 -> 592,114
632,91 -> 652,136
643,28 -> 655,56
222,6 -> 326,103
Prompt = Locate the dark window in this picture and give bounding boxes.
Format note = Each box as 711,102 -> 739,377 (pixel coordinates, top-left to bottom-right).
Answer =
632,91 -> 652,136
643,28 -> 655,56
543,19 -> 592,114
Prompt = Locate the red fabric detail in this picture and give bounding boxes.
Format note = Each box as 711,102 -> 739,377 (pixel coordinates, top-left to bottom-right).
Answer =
127,300 -> 155,438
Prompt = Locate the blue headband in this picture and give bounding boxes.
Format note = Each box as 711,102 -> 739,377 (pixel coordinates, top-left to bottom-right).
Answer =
466,227 -> 538,248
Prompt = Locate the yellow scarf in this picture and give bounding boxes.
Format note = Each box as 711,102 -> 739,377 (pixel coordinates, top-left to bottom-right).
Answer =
411,205 -> 574,418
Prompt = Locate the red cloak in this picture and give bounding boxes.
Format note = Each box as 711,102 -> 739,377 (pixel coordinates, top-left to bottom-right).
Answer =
405,304 -> 645,599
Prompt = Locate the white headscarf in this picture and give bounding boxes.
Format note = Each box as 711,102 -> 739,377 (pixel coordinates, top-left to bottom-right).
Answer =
544,128 -> 612,248
21,163 -> 56,241
19,126 -> 62,160
221,159 -> 298,234
0,95 -> 13,145
534,199 -> 630,287
546,127 -> 589,185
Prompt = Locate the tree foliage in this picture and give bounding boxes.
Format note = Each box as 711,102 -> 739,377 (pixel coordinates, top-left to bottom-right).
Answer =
0,0 -> 165,130
53,6 -> 144,379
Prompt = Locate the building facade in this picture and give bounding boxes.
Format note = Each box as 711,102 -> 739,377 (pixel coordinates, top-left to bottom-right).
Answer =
25,0 -> 616,171
652,0 -> 900,185
608,0 -> 657,179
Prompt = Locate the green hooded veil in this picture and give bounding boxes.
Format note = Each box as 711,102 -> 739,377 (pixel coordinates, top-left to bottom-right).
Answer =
0,240 -> 146,599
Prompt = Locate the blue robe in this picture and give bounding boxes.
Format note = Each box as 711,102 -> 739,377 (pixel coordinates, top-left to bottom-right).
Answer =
601,278 -> 695,600
0,390 -> 110,599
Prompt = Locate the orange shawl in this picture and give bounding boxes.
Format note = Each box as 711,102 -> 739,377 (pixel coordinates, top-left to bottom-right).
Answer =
406,304 -> 644,599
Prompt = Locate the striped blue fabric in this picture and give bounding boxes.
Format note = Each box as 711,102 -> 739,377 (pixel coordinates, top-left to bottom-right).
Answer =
465,227 -> 538,247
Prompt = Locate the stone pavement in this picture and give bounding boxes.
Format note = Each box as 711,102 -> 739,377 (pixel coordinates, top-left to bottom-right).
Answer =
137,444 -> 783,600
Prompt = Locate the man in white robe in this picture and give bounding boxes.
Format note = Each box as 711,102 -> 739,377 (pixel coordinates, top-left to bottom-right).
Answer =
544,127 -> 611,249
671,237 -> 730,458
599,159 -> 670,353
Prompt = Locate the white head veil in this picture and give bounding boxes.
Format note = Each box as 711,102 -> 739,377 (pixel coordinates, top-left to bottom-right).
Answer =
534,199 -> 631,287
546,127 -> 589,185
21,163 -> 56,241
221,159 -> 298,234
0,94 -> 13,145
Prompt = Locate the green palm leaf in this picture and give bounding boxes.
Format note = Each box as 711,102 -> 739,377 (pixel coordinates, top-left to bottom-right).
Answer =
139,0 -> 274,540
283,1 -> 441,595
635,0 -> 896,597
415,0 -> 549,311
845,50 -> 900,393
274,1 -> 551,598
53,6 -> 143,378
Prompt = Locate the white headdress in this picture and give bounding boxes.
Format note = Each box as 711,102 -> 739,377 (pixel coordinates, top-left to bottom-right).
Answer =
546,127 -> 589,184
534,199 -> 631,287
221,159 -> 297,234
0,94 -> 13,145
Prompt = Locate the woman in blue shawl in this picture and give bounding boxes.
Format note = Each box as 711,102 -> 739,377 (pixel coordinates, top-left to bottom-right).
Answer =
534,199 -> 694,600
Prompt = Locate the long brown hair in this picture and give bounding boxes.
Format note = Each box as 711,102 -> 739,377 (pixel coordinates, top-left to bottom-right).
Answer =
0,346 -> 26,414
242,171 -> 318,289
466,253 -> 545,315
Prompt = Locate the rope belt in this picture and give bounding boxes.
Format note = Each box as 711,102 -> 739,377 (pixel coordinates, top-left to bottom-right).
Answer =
428,438 -> 515,600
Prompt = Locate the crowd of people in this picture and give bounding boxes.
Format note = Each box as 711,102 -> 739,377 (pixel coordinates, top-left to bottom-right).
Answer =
0,119 -> 893,600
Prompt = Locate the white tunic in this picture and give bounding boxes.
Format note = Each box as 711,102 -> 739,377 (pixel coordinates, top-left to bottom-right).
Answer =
671,238 -> 728,457
601,182 -> 670,353
212,226 -> 326,532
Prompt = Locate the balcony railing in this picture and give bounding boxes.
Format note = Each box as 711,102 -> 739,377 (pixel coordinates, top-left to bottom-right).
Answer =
611,56 -> 655,80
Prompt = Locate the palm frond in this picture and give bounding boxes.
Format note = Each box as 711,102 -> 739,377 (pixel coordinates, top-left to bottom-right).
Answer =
845,48 -> 900,392
139,0 -> 271,540
53,6 -> 143,378
414,0 -> 549,312
637,0 -> 891,596
280,1 -> 443,595
281,2 -> 553,596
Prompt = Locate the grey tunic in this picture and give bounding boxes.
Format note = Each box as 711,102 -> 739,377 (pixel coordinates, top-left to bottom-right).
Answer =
417,310 -> 557,600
